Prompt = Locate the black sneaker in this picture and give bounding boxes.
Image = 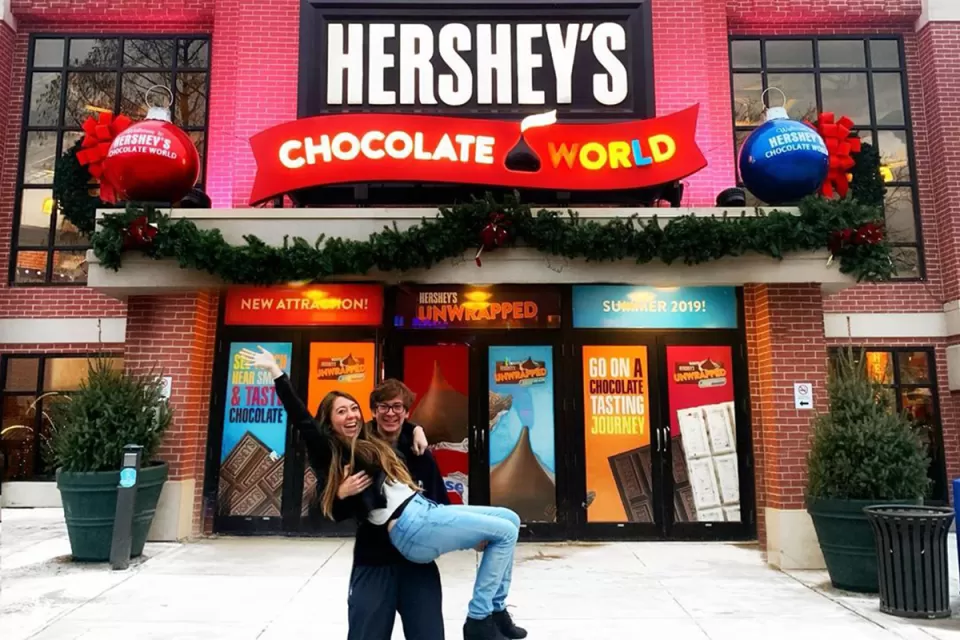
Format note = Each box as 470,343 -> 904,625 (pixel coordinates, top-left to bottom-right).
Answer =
463,615 -> 507,640
492,609 -> 528,639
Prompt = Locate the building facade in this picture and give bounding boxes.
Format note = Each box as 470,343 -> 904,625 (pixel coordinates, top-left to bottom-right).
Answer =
1,0 -> 959,568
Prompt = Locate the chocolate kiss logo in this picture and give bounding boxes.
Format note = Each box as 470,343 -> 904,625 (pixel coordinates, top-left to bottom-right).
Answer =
504,110 -> 557,173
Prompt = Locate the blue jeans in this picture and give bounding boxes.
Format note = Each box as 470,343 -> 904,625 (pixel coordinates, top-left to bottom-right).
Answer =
389,493 -> 521,619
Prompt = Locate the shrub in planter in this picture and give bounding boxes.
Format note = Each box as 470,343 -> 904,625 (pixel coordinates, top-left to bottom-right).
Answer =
807,347 -> 930,592
46,359 -> 172,561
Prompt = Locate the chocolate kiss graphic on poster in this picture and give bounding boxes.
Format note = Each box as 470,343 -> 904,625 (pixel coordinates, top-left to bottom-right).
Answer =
101,86 -> 200,204
410,362 -> 469,445
738,88 -> 829,205
490,426 -> 555,522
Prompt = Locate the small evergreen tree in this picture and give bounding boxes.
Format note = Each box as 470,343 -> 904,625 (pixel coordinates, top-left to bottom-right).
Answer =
850,143 -> 886,209
45,359 -> 172,473
807,347 -> 929,500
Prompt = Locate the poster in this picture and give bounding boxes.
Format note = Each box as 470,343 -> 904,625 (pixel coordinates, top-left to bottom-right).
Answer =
406,345 -> 471,504
303,342 -> 377,513
666,345 -> 740,523
488,346 -> 556,522
582,345 -> 650,523
572,286 -> 738,329
223,284 -> 383,326
218,342 -> 292,518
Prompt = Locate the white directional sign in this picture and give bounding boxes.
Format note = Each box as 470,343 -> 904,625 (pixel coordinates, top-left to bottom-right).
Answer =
794,383 -> 813,410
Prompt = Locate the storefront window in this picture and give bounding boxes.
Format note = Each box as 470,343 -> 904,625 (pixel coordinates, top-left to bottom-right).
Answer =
730,37 -> 922,278
1,355 -> 122,481
829,348 -> 946,502
11,35 -> 210,285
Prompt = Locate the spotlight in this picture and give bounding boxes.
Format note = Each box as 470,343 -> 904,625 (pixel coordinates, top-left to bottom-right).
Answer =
716,187 -> 746,207
177,188 -> 212,209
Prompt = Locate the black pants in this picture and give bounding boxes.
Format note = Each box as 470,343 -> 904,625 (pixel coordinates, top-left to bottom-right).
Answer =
347,561 -> 445,640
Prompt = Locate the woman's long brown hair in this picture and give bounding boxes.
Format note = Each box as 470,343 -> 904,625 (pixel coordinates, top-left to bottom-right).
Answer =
315,390 -> 418,519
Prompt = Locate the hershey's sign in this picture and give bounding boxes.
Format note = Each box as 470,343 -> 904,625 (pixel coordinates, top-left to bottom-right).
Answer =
325,21 -> 629,109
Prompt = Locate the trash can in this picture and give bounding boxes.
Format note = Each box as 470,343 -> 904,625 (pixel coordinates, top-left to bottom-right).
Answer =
864,505 -> 955,619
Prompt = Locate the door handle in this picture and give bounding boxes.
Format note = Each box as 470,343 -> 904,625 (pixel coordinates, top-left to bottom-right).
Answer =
662,427 -> 670,452
653,424 -> 661,452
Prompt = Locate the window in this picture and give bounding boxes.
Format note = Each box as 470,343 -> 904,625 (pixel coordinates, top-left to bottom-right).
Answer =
1,355 -> 123,481
730,37 -> 922,278
11,35 -> 211,285
828,348 -> 947,503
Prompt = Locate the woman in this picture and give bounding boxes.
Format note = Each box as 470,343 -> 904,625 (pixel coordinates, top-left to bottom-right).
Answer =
239,347 -> 526,640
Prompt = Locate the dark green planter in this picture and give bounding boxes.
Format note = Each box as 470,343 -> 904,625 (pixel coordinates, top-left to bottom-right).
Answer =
56,462 -> 168,562
807,496 -> 919,592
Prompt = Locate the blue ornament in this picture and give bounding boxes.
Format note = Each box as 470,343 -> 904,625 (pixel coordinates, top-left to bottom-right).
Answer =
738,105 -> 829,205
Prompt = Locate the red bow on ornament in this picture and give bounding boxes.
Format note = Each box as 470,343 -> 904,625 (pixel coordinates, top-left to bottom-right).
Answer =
475,214 -> 510,267
807,112 -> 861,199
123,215 -> 158,250
75,112 -> 132,203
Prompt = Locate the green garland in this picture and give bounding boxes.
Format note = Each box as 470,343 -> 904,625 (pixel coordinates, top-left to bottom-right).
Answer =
56,141 -> 895,284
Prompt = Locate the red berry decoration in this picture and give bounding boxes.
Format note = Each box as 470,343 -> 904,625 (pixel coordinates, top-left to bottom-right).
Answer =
475,213 -> 510,267
123,215 -> 158,250
102,86 -> 200,205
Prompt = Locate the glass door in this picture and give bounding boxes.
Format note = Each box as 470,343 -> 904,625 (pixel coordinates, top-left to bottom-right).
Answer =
572,334 -> 664,539
658,336 -> 754,540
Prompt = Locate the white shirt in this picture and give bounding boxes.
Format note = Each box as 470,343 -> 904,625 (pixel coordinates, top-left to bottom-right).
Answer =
367,480 -> 416,526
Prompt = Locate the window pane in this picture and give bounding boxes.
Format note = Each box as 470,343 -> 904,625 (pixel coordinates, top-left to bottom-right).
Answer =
61,130 -> 84,156
893,247 -> 920,278
52,250 -> 88,283
2,396 -> 38,481
175,73 -> 208,127
733,73 -> 763,126
43,357 -> 105,391
877,130 -> 911,182
14,251 -> 48,283
69,38 -> 120,67
884,186 -> 917,243
870,40 -> 901,68
767,73 -> 817,121
731,40 -> 761,69
190,132 -> 206,182
901,387 -> 934,425
821,73 -> 871,125
28,72 -> 62,126
18,189 -> 54,246
33,39 -> 64,67
864,351 -> 893,384
819,40 -> 865,68
873,73 -> 905,126
55,214 -> 85,246
897,352 -> 931,385
65,72 -> 118,127
120,71 -> 173,119
4,358 -> 40,392
765,40 -> 813,68
23,131 -> 58,184
123,39 -> 174,68
178,39 -> 210,68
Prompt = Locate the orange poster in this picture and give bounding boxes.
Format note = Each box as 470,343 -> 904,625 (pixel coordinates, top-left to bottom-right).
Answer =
582,346 -> 650,523
306,342 -> 377,418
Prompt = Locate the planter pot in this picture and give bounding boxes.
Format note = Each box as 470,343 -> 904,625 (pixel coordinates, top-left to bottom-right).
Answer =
807,496 -> 919,592
56,462 -> 168,562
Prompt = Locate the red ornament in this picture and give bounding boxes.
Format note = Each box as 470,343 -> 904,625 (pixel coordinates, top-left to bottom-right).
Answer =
475,213 -> 510,267
102,104 -> 200,204
75,112 -> 133,203
123,215 -> 158,249
807,112 -> 862,199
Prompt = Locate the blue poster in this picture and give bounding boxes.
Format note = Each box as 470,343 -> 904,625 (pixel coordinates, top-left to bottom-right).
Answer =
572,286 -> 738,329
488,346 -> 557,522
221,342 -> 293,462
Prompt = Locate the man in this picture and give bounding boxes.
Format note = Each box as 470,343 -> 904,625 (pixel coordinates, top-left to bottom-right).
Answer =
345,378 -> 449,640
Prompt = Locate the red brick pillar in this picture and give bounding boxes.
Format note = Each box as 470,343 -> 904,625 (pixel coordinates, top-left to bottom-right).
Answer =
744,284 -> 828,569
125,292 -> 219,539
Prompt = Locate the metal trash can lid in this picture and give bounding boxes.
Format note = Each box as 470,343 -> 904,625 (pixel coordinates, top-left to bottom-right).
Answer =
863,505 -> 955,519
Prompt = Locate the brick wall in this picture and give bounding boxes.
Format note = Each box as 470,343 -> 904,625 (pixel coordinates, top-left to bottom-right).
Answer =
728,0 -> 922,28
124,292 -> 219,534
745,284 -> 829,544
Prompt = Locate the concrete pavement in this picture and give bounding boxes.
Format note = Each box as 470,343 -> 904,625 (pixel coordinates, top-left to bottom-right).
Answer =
2,508 -> 959,639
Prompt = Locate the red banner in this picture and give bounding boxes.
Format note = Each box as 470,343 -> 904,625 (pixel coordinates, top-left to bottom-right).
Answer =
223,284 -> 383,326
248,106 -> 707,204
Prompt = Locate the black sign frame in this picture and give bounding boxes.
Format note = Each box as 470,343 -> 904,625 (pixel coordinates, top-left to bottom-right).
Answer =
298,0 -> 655,120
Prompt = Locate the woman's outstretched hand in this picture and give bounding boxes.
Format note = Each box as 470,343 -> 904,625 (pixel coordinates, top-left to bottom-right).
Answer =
337,466 -> 372,499
237,346 -> 284,379
412,426 -> 429,455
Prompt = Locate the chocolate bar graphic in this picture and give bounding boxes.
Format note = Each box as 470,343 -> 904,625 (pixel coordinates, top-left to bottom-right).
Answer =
607,438 -> 697,523
218,431 -> 285,517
